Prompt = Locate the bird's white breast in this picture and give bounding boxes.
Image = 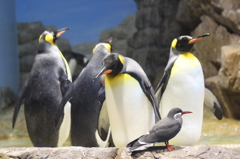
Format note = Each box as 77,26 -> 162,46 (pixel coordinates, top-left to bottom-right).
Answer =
57,102 -> 71,147
105,74 -> 155,148
160,53 -> 204,145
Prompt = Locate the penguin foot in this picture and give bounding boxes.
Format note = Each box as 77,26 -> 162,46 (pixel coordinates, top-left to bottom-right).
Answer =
166,145 -> 174,151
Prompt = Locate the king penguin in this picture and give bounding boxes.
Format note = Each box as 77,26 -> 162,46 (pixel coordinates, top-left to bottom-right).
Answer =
155,33 -> 213,145
69,39 -> 113,147
96,53 -> 161,148
12,28 -> 73,147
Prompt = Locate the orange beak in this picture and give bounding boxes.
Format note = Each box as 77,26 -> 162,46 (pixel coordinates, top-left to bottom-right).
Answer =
56,27 -> 70,37
188,33 -> 210,44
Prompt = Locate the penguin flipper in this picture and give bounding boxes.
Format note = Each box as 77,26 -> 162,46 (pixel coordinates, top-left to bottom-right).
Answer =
97,81 -> 106,105
55,79 -> 74,126
204,87 -> 223,120
127,71 -> 161,121
155,70 -> 171,107
12,78 -> 29,129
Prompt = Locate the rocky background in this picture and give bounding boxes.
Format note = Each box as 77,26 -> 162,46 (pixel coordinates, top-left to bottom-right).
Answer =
0,0 -> 240,153
17,0 -> 240,119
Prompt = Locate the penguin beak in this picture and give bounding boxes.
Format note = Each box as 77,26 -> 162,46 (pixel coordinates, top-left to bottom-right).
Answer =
188,33 -> 210,44
182,111 -> 192,115
56,27 -> 70,38
95,67 -> 112,78
107,37 -> 113,44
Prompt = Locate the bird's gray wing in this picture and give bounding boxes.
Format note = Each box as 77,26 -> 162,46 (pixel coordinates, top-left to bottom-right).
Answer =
124,58 -> 161,121
204,87 -> 223,120
12,77 -> 29,129
139,118 -> 181,144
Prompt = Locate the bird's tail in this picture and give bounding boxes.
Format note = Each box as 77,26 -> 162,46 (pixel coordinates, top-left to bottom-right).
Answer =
126,136 -> 145,152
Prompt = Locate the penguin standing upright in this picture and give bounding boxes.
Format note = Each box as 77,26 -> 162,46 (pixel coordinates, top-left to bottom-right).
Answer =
127,108 -> 192,152
12,28 -> 72,147
155,33 -> 212,145
96,53 -> 161,148
69,40 -> 112,147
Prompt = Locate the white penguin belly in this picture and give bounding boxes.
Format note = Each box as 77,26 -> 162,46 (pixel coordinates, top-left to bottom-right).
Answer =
58,101 -> 71,147
105,74 -> 155,148
95,101 -> 111,147
160,53 -> 204,145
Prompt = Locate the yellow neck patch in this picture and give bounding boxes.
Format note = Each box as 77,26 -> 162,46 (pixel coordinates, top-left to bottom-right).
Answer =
59,50 -> 72,82
39,34 -> 56,46
118,55 -> 124,65
171,38 -> 177,50
171,52 -> 200,76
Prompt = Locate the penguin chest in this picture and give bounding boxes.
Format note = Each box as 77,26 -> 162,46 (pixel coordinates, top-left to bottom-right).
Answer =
160,53 -> 204,145
105,74 -> 155,148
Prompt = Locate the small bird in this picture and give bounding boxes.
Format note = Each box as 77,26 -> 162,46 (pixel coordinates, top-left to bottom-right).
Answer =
13,28 -> 72,147
155,33 -> 222,145
96,53 -> 161,148
127,108 -> 192,152
68,39 -> 113,147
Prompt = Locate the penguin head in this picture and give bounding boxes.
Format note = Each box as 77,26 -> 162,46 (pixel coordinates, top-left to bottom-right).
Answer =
92,37 -> 113,54
39,27 -> 70,46
171,33 -> 210,53
96,53 -> 124,77
167,108 -> 192,120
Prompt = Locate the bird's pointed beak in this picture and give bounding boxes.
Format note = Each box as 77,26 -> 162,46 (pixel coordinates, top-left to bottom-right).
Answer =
56,27 -> 70,38
107,37 -> 113,44
182,111 -> 192,115
188,33 -> 210,44
95,67 -> 112,78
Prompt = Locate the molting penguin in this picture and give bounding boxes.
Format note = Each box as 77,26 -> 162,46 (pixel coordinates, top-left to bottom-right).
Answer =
12,28 -> 72,147
127,108 -> 192,153
155,33 -> 215,145
69,40 -> 112,147
96,53 -> 161,148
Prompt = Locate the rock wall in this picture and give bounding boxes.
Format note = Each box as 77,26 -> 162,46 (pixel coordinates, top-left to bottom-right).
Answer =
13,0 -> 240,119
0,146 -> 239,159
125,0 -> 240,119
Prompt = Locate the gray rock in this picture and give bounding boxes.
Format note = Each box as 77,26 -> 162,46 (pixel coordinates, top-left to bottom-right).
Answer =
18,39 -> 38,57
0,147 -> 118,159
56,38 -> 72,52
19,54 -> 36,72
44,25 -> 57,32
99,14 -> 137,56
0,146 -> 239,159
17,22 -> 45,44
205,76 -> 240,119
0,88 -> 16,110
72,42 -> 98,60
218,44 -> 240,92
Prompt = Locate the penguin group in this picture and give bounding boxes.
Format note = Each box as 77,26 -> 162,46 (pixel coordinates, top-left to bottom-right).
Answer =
12,27 -> 223,153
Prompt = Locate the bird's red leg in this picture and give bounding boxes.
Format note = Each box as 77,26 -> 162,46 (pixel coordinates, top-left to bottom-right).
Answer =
165,141 -> 174,151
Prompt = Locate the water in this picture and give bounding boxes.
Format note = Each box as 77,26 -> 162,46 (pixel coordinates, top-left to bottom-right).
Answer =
0,106 -> 239,148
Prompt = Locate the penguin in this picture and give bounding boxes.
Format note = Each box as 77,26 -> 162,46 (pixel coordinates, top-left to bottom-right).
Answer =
155,33 -> 214,145
69,39 -> 113,147
127,108 -> 192,152
12,28 -> 73,147
96,53 -> 161,148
